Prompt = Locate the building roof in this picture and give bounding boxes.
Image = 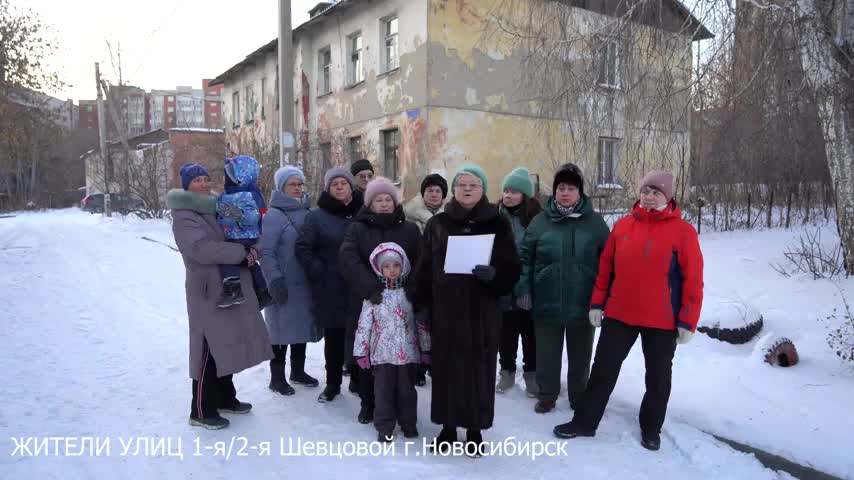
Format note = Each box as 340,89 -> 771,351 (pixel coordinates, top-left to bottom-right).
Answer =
208,0 -> 713,86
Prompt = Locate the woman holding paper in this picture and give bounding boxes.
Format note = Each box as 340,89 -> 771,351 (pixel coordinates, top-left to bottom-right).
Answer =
416,164 -> 521,458
516,163 -> 609,415
339,177 -> 424,426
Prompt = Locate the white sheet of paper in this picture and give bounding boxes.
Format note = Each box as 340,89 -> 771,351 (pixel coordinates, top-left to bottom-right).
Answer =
443,234 -> 495,274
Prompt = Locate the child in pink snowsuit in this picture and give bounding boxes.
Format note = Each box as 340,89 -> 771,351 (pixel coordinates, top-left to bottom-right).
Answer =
354,242 -> 430,443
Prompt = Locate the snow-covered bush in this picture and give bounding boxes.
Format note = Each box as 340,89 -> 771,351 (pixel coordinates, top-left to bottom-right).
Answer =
772,228 -> 844,280
824,293 -> 854,366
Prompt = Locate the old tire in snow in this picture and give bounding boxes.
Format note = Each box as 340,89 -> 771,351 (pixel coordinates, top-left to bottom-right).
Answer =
697,301 -> 763,345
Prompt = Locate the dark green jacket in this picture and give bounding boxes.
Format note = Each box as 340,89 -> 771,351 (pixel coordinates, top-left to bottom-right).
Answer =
519,195 -> 610,326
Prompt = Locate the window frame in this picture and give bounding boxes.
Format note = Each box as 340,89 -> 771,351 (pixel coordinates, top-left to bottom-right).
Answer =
382,129 -> 400,181
597,38 -> 621,90
319,47 -> 332,96
232,91 -> 241,128
245,85 -> 255,123
261,77 -> 267,119
597,137 -> 621,187
348,32 -> 365,86
381,16 -> 400,74
349,136 -> 362,162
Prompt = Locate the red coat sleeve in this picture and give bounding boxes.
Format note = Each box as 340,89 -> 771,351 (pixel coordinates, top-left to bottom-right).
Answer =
676,223 -> 704,331
590,228 -> 617,309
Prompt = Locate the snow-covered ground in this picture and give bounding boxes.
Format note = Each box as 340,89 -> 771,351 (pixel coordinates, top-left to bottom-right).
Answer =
1,209 -> 852,479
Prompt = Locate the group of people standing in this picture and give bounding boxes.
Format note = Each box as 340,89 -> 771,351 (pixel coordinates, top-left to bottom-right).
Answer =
169,155 -> 703,456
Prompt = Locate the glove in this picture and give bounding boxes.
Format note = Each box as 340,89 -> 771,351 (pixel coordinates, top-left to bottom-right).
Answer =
356,356 -> 371,370
472,264 -> 496,282
516,294 -> 532,311
421,352 -> 431,366
404,280 -> 417,303
269,278 -> 288,304
368,289 -> 383,305
676,327 -> 694,345
589,309 -> 603,328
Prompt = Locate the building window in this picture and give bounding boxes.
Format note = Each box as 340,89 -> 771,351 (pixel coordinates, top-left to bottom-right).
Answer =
349,136 -> 362,162
320,142 -> 332,172
207,90 -> 217,96
382,129 -> 400,181
348,33 -> 364,85
167,106 -> 174,113
319,48 -> 332,95
232,91 -> 240,127
86,105 -> 93,112
261,78 -> 267,119
209,101 -> 218,107
167,96 -> 175,102
597,137 -> 620,186
245,85 -> 255,123
597,39 -> 620,89
382,17 -> 399,73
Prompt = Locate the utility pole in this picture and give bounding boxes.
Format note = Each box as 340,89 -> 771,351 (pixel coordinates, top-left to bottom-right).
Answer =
278,0 -> 295,167
95,62 -> 112,217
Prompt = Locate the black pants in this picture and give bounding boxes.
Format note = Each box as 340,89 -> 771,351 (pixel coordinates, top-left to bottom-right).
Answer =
354,364 -> 375,409
499,309 -> 536,372
271,343 -> 307,373
324,328 -> 346,388
572,318 -> 677,435
191,339 -> 238,418
373,364 -> 418,435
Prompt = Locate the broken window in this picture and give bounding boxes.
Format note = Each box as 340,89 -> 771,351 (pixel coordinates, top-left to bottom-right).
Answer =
597,39 -> 620,89
349,33 -> 364,85
598,137 -> 620,186
383,16 -> 399,73
383,129 -> 400,181
319,48 -> 332,95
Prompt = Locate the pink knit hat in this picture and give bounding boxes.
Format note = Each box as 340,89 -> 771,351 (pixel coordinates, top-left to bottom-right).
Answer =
364,176 -> 400,207
640,171 -> 674,200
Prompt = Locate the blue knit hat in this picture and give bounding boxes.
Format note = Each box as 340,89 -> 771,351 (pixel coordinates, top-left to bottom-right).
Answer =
452,163 -> 488,194
502,167 -> 534,198
275,166 -> 306,191
180,163 -> 210,190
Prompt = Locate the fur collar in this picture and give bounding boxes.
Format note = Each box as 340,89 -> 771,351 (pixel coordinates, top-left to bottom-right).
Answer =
166,189 -> 217,214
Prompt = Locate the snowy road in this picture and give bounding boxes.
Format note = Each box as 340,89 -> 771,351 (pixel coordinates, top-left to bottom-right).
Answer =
0,210 -> 848,479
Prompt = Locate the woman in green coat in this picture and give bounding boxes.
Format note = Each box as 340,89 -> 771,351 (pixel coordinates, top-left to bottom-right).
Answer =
517,163 -> 610,414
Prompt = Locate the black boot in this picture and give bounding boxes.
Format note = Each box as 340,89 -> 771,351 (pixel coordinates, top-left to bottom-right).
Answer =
430,426 -> 457,455
269,358 -> 295,396
289,344 -> 319,387
317,385 -> 340,403
219,400 -> 252,414
465,429 -> 484,458
641,431 -> 661,451
189,414 -> 229,430
217,278 -> 245,308
402,426 -> 419,439
256,288 -> 273,310
290,370 -> 319,387
553,421 -> 596,439
415,365 -> 427,387
358,405 -> 373,424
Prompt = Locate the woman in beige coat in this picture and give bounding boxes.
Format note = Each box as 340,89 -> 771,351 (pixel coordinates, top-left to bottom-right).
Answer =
169,163 -> 273,430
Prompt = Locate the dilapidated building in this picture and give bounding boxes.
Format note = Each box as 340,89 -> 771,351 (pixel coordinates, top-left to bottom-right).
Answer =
211,0 -> 711,203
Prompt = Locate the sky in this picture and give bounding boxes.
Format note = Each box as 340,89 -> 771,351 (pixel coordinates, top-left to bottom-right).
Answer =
20,0 -> 320,101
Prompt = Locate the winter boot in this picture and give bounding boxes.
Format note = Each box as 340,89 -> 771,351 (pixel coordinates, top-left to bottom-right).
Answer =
377,432 -> 394,443
188,415 -> 229,430
535,399 -> 556,414
269,359 -> 295,396
317,385 -> 340,403
290,370 -> 319,387
219,400 -> 252,414
523,372 -> 539,398
217,278 -> 245,308
348,375 -> 358,394
415,366 -> 427,387
553,421 -> 595,439
430,426 -> 458,455
357,405 -> 373,424
495,369 -> 515,394
641,432 -> 661,451
402,426 -> 419,439
464,429 -> 484,459
256,288 -> 273,310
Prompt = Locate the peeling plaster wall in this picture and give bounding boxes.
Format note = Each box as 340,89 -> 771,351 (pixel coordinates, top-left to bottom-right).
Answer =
220,52 -> 280,152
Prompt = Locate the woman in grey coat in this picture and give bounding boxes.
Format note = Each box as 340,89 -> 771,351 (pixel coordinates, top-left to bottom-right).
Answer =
261,166 -> 323,396
169,163 -> 274,430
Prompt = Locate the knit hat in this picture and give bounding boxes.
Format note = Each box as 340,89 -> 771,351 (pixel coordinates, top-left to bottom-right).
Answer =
452,163 -> 488,194
364,176 -> 400,207
369,242 -> 411,280
350,159 -> 374,176
324,167 -> 355,192
553,163 -> 584,196
274,166 -> 305,191
420,173 -> 448,199
180,163 -> 210,190
502,167 -> 534,198
640,170 -> 675,200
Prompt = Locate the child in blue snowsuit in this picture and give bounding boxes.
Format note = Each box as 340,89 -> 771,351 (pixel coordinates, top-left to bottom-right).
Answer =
216,155 -> 271,309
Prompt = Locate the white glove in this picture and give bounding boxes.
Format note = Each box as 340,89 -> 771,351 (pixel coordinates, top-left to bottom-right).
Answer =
676,327 -> 694,345
588,309 -> 603,328
516,294 -> 532,311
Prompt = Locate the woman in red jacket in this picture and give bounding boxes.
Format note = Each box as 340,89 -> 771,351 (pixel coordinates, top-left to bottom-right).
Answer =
552,171 -> 703,452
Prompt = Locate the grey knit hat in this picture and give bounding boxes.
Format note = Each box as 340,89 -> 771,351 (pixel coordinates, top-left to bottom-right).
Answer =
324,167 -> 355,192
